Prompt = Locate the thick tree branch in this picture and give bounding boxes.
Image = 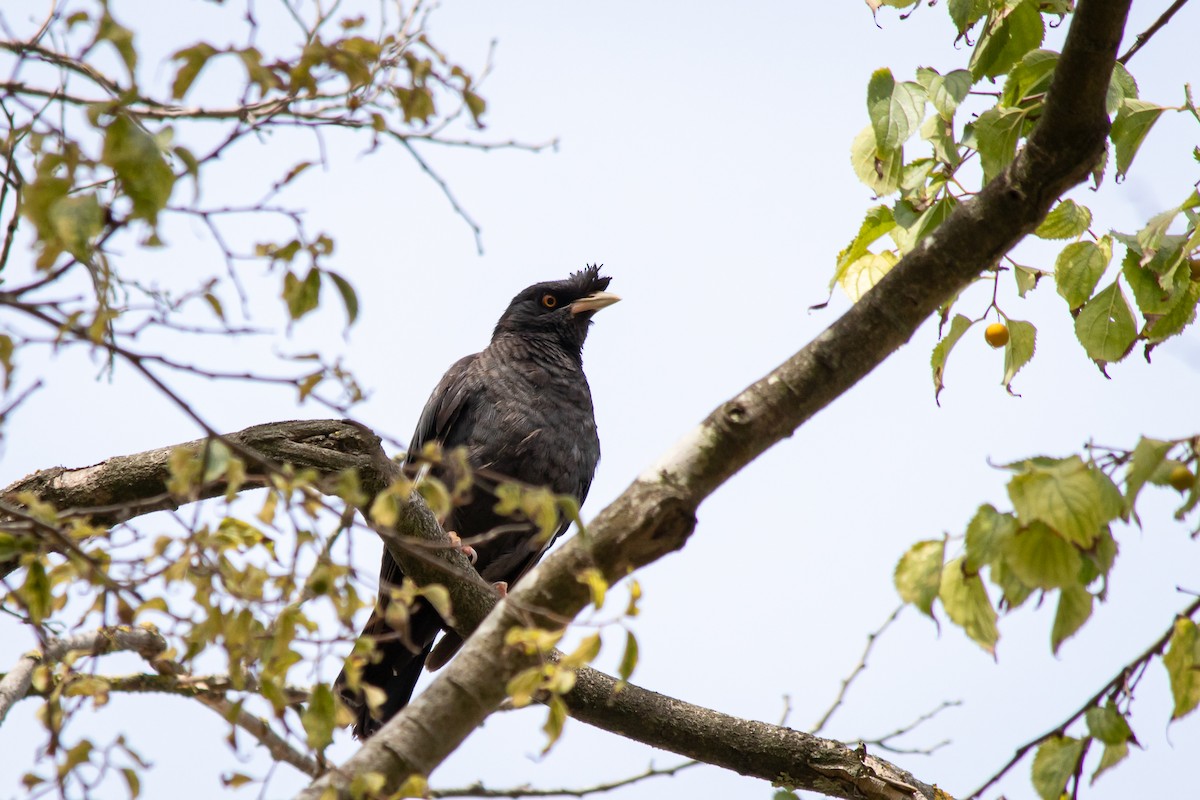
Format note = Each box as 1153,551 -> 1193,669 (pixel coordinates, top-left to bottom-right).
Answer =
0,626 -> 166,723
294,1 -> 1131,798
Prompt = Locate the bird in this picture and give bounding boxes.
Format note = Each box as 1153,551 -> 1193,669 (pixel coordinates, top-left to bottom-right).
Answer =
336,265 -> 619,738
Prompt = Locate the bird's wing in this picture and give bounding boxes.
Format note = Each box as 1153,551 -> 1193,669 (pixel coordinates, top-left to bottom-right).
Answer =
407,353 -> 481,458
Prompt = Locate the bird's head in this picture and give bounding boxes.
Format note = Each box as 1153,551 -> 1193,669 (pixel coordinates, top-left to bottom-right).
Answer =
493,265 -> 619,354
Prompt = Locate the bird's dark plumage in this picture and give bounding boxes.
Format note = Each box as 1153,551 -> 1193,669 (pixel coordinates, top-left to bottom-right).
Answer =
337,266 -> 617,738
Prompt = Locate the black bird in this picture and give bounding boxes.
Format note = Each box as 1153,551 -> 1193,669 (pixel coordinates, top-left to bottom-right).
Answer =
337,266 -> 618,738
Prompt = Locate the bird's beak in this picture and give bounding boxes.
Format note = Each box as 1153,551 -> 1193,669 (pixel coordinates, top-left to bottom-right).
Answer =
570,291 -> 621,315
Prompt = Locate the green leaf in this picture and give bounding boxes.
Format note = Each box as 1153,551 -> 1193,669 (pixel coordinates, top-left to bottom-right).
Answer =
1002,318 -> 1036,393
1106,61 -> 1139,115
282,268 -> 322,321
1036,200 -> 1093,240
838,251 -> 897,302
170,43 -> 217,99
1002,49 -> 1058,107
48,194 -> 104,260
969,0 -> 1045,80
931,314 -> 975,403
973,106 -> 1028,183
618,631 -> 639,684
1031,735 -> 1085,800
1124,437 -> 1172,514
1007,522 -> 1082,590
100,116 -> 176,225
1163,617 -> 1200,720
867,69 -> 926,151
894,539 -> 945,617
891,196 -> 957,256
1111,99 -> 1167,178
1092,741 -> 1129,784
1051,585 -> 1093,654
325,271 -> 359,326
301,684 -> 337,750
916,67 -> 973,120
1007,456 -> 1114,547
948,0 -> 990,35
851,127 -> 902,196
21,561 -> 52,623
1086,702 -> 1133,746
1074,280 -> 1137,364
1144,278 -> 1200,344
920,113 -> 959,166
1054,238 -> 1112,310
965,504 -> 1017,572
833,205 -> 896,288
939,556 -> 998,654
541,695 -> 568,754
991,557 -> 1034,610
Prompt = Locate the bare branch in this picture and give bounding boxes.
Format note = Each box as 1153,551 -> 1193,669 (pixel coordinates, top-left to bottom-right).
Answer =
1118,0 -> 1193,63
430,761 -> 699,798
812,605 -> 904,735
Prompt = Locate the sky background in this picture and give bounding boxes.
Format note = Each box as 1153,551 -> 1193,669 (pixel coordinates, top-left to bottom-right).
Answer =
3,1 -> 1200,799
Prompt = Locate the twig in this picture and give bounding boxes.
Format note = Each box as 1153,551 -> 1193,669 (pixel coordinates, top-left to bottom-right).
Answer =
1118,0 -> 1192,63
811,605 -> 903,734
430,761 -> 700,798
967,595 -> 1200,799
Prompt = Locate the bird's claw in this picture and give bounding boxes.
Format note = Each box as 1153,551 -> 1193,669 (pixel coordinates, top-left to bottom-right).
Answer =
493,581 -> 508,598
446,531 -> 478,565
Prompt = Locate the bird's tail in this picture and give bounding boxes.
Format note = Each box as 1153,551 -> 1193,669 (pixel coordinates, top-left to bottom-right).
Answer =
336,608 -> 439,739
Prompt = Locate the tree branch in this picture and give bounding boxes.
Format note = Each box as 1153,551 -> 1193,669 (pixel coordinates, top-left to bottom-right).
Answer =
0,626 -> 166,723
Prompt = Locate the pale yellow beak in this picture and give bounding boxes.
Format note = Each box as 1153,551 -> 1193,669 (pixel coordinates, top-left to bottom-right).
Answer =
569,291 -> 621,315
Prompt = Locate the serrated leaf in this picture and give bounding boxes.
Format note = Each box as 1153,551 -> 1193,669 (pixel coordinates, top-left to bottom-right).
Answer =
949,0 -> 990,35
867,69 -> 926,151
969,0 -> 1045,80
973,106 -> 1028,183
838,251 -> 898,302
833,206 -> 896,288
1036,200 -> 1093,240
1031,735 -> 1085,800
851,126 -> 902,196
1074,280 -> 1136,364
1092,741 -> 1129,784
892,196 -> 957,256
939,556 -> 998,653
1051,585 -> 1093,654
1002,318 -> 1036,392
1002,49 -> 1058,108
1145,279 -> 1200,344
1007,456 -> 1113,547
1106,61 -> 1139,115
917,67 -> 973,121
965,504 -> 1017,572
1163,617 -> 1200,720
931,313 -> 975,403
1054,238 -> 1112,309
1086,702 -> 1132,745
1111,99 -> 1167,178
1007,522 -> 1082,590
894,539 -> 945,617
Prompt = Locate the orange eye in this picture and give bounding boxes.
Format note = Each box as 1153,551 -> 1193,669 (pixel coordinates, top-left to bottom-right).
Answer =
541,294 -> 558,308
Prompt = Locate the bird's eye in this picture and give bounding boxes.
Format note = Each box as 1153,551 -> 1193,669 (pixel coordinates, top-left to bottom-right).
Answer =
541,294 -> 558,309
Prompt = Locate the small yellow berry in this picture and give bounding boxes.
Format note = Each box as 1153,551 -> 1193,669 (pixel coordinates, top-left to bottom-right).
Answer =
985,322 -> 1009,348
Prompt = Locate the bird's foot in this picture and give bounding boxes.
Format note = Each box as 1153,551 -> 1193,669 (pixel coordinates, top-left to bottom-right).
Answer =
493,581 -> 509,598
446,530 -> 478,565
